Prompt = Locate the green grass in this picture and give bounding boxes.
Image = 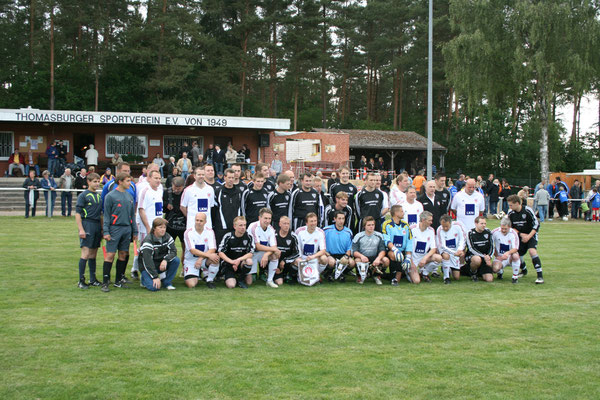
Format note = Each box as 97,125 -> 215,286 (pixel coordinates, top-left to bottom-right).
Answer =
1,217 -> 599,399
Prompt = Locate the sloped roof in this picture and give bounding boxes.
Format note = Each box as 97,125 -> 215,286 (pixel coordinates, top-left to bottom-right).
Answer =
313,128 -> 446,151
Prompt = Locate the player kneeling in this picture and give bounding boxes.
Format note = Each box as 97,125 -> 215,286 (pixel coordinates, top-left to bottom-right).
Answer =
248,208 -> 281,288
139,218 -> 180,291
382,205 -> 413,286
352,216 -> 389,285
295,213 -> 328,286
410,211 -> 442,283
183,212 -> 220,289
324,211 -> 356,282
218,216 -> 255,289
492,217 -> 521,283
462,216 -> 494,282
436,214 -> 467,284
274,216 -> 301,285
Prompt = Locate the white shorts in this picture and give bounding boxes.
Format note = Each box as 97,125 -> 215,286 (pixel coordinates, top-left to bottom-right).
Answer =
413,256 -> 440,275
137,224 -> 147,241
183,257 -> 208,278
250,251 -> 266,274
443,253 -> 461,270
495,257 -> 512,268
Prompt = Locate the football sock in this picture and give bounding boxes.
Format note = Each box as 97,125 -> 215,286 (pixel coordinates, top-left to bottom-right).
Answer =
389,261 -> 400,275
207,264 -> 219,282
88,258 -> 97,281
532,256 -> 543,277
511,259 -> 520,278
116,259 -> 127,282
78,258 -> 87,282
103,261 -> 113,284
318,263 -> 327,274
132,255 -> 139,272
442,259 -> 451,280
267,259 -> 278,282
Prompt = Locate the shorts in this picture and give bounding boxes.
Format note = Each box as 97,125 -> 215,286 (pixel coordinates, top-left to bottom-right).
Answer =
105,225 -> 132,253
250,251 -> 266,274
222,261 -> 251,280
517,234 -> 538,256
442,253 -> 461,270
461,261 -> 493,276
80,220 -> 102,249
183,257 -> 208,279
273,261 -> 292,281
167,227 -> 185,243
495,256 -> 513,268
329,253 -> 348,260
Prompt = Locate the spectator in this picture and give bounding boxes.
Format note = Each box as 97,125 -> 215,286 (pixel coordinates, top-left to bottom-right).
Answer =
455,174 -> 466,191
377,156 -> 385,171
179,141 -> 192,160
152,153 -> 165,177
213,144 -> 225,175
226,145 -> 238,168
74,168 -> 88,190
499,179 -> 512,214
554,185 -> 569,220
327,171 -> 338,190
101,168 -> 113,186
546,177 -> 569,220
534,184 -> 550,222
413,169 -> 426,193
517,186 -> 530,204
358,155 -> 367,171
56,140 -> 67,162
204,143 -> 215,164
8,150 -> 25,176
111,152 -> 123,166
40,170 -> 58,218
177,152 -> 192,180
190,141 -> 201,167
488,178 -> 500,216
367,157 -> 376,171
570,180 -> 583,219
483,174 -> 494,214
165,167 -> 181,189
85,144 -> 98,169
25,150 -> 40,177
139,218 -> 180,292
270,152 -> 283,175
242,169 -> 253,184
57,168 -> 75,217
165,156 -> 176,177
23,169 -> 41,218
241,144 -> 251,163
46,142 -> 59,177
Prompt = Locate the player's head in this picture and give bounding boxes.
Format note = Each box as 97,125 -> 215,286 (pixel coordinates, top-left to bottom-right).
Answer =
151,217 -> 168,237
465,179 -> 476,194
390,204 -> 404,221
116,162 -> 130,175
313,176 -> 322,192
231,164 -> 242,179
115,172 -> 131,189
425,180 -> 436,196
258,208 -> 272,227
194,166 -> 205,184
172,176 -> 185,193
305,212 -> 318,230
366,173 -> 377,189
284,170 -> 295,182
439,214 -> 453,231
506,194 -> 522,211
299,172 -> 313,191
233,216 -> 247,235
363,216 -> 376,233
278,215 -> 291,232
257,162 -> 269,176
277,173 -> 291,191
223,168 -> 235,187
253,172 -> 265,190
335,191 -> 348,208
419,211 -> 433,228
500,217 -> 512,234
406,186 -> 417,201
204,163 -> 215,179
333,210 -> 346,227
195,212 -> 207,231
147,162 -> 159,174
339,167 -> 350,182
474,215 -> 487,232
148,170 -> 161,189
86,172 -> 101,190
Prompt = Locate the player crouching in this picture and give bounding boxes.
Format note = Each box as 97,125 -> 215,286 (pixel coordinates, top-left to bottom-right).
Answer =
491,217 -> 521,283
248,208 -> 281,288
275,216 -> 301,285
183,213 -> 220,289
462,216 -> 494,282
324,210 -> 356,282
139,218 -> 180,291
436,214 -> 466,284
382,205 -> 413,286
295,213 -> 328,285
410,211 -> 442,283
352,216 -> 389,285
218,216 -> 255,289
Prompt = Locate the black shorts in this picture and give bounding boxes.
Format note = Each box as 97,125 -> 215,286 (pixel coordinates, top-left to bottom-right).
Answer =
167,227 -> 185,244
329,253 -> 348,260
106,225 -> 132,253
222,262 -> 251,280
80,220 -> 102,249
460,262 -> 493,276
517,234 -> 538,256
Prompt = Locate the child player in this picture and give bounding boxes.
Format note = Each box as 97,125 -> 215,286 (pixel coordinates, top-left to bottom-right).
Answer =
74,172 -> 102,288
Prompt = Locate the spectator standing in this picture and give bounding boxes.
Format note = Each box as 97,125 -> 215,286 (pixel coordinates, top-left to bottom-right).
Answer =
85,144 -> 98,169
226,145 -> 238,168
101,168 -> 113,186
534,185 -> 550,222
213,144 -> 225,175
23,169 -> 41,218
413,169 -> 426,193
25,150 -> 40,177
377,156 -> 385,171
46,142 -> 59,177
570,180 -> 583,219
152,153 -> 165,177
111,152 -> 123,166
380,170 -> 392,193
455,174 -> 466,191
40,170 -> 57,217
271,152 -> 283,175
165,156 -> 176,177
499,180 -> 512,214
179,141 -> 192,160
8,150 -> 25,176
190,141 -> 201,167
56,140 -> 67,163
177,152 -> 193,180
74,168 -> 88,190
57,168 -> 75,216
488,179 -> 500,216
165,167 -> 180,189
204,144 -> 215,164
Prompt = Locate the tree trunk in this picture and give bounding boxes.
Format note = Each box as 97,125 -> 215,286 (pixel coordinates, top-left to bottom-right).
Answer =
321,4 -> 327,128
269,22 -> 277,117
29,0 -> 35,69
571,93 -> 581,142
393,68 -> 399,130
159,0 -> 166,69
240,0 -> 250,116
398,70 -> 403,129
538,95 -> 550,183
366,60 -> 372,121
294,83 -> 299,131
50,8 -> 55,110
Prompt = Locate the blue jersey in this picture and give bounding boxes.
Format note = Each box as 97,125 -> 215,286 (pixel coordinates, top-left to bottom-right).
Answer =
448,186 -> 458,200
382,219 -> 413,252
591,192 -> 600,208
101,177 -> 136,207
324,225 -> 353,255
557,190 -> 568,203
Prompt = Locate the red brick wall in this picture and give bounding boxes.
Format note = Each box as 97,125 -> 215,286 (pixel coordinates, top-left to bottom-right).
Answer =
262,131 -> 349,171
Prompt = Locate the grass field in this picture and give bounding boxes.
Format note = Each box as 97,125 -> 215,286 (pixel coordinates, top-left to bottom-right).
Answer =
1,216 -> 599,399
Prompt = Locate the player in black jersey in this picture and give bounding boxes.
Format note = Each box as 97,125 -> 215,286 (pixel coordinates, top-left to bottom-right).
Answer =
275,216 -> 301,285
231,163 -> 248,194
289,172 -> 323,230
507,194 -> 544,284
434,172 -> 451,218
74,172 -> 102,288
329,166 -> 358,209
313,176 -> 330,208
203,163 -> 220,189
324,191 -> 353,229
212,169 -> 242,244
241,172 -> 268,224
355,173 -> 385,232
247,163 -> 275,193
462,216 -> 494,282
218,216 -> 255,289
267,173 -> 292,228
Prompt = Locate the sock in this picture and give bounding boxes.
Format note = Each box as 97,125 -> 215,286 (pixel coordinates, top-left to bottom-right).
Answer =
318,263 -> 327,274
78,258 -> 87,282
520,257 -> 527,270
442,259 -> 451,279
116,259 -> 127,282
207,264 -> 219,282
88,258 -> 97,281
498,267 -> 504,276
103,261 -> 113,284
532,256 -> 543,277
267,259 -> 278,282
511,259 -> 520,278
132,255 -> 139,272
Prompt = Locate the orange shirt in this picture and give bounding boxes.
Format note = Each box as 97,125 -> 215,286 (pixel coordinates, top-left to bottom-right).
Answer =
413,175 -> 425,191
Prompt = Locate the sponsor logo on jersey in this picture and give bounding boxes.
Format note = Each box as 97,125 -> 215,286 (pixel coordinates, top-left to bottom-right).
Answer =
304,244 -> 315,255
446,238 -> 456,248
393,236 -> 404,246
260,241 -> 269,246
285,195 -> 289,200
197,198 -> 208,212
465,203 -> 475,215
375,193 -> 379,199
415,241 -> 427,254
155,202 -> 163,216
195,244 -> 205,252
522,214 -> 526,219
499,243 -> 510,254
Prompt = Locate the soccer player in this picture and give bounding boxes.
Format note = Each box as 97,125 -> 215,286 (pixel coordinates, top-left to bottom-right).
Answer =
275,216 -> 301,285
401,186 -> 424,227
436,214 -> 467,284
491,217 -> 521,283
100,162 -> 136,206
102,173 -> 138,292
218,216 -> 255,289
241,172 -> 268,225
248,208 -> 281,288
382,204 -> 413,286
450,178 -> 485,231
324,191 -> 354,229
212,168 -> 242,244
248,163 -> 275,193
390,174 -> 409,206
352,216 -> 389,285
230,163 -> 248,194
506,194 -> 544,284
74,172 -> 102,288
313,176 -> 330,209
289,173 -> 323,230
434,172 -> 451,216
355,173 -> 385,232
328,166 -> 358,209
183,212 -> 220,289
324,210 -> 355,282
375,173 -> 390,225
419,180 -> 445,230
295,212 -> 328,274
588,188 -> 600,221
267,173 -> 292,229
139,218 -> 180,291
163,176 -> 187,263
181,165 -> 216,230
463,216 -> 494,282
203,163 -> 220,189
410,211 -> 442,283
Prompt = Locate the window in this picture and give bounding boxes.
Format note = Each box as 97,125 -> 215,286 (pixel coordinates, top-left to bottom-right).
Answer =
106,135 -> 148,157
286,139 -> 321,162
163,136 -> 204,158
0,132 -> 14,160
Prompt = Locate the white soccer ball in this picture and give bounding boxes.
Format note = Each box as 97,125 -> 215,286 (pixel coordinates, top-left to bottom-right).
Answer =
562,216 -> 568,221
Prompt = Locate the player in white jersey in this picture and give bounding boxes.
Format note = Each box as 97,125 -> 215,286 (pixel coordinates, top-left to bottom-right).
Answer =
491,217 -> 521,283
401,186 -> 424,227
450,178 -> 485,231
247,208 -> 281,288
436,214 -> 466,283
295,212 -> 328,273
181,166 -> 215,230
410,211 -> 442,283
389,174 -> 409,206
183,212 -> 220,289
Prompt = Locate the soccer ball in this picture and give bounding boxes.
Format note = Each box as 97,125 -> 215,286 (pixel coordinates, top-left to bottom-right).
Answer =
562,216 -> 568,221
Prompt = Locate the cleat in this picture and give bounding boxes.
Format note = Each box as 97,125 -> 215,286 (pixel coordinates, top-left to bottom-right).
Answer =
113,279 -> 129,288
512,277 -> 518,284
391,278 -> 399,286
266,280 -> 279,288
422,275 -> 431,283
166,285 -> 176,290
497,273 -> 503,280
78,281 -> 89,289
338,275 -> 346,283
431,271 -> 440,278
373,276 -> 383,285
130,271 -> 139,280
237,281 -> 248,289
535,277 -> 544,284
519,268 -> 528,277
471,274 -> 479,282
89,280 -> 101,287
101,283 -> 110,292
206,281 -> 216,289
444,278 -> 451,285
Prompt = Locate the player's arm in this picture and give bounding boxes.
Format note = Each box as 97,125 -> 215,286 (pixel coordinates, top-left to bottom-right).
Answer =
138,206 -> 150,233
218,251 -> 237,265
